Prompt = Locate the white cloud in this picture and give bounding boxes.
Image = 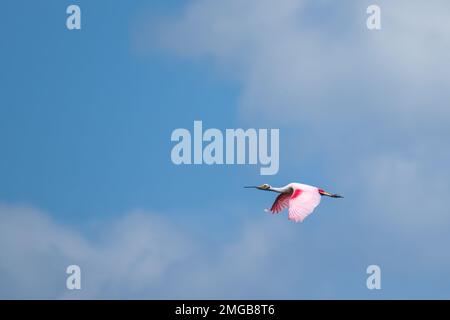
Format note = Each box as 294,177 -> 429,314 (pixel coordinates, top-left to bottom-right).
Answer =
0,204 -> 90,298
359,151 -> 450,231
149,0 -> 450,126
352,149 -> 450,275
0,203 -> 298,299
0,204 -> 193,299
1,195 -> 449,299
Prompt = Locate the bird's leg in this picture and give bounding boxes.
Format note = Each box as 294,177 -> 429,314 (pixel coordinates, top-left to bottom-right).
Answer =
319,189 -> 344,198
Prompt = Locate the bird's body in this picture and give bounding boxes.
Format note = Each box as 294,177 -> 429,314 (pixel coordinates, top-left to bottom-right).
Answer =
245,183 -> 343,223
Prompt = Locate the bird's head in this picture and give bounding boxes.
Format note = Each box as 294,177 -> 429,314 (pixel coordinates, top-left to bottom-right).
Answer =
258,183 -> 271,190
245,184 -> 271,190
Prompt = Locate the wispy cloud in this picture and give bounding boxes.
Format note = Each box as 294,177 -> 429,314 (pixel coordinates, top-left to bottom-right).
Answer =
148,0 -> 450,128
0,203 -> 298,299
2,191 -> 450,299
0,204 -> 192,299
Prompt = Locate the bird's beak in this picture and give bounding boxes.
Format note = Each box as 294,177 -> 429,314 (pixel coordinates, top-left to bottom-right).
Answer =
244,185 -> 268,190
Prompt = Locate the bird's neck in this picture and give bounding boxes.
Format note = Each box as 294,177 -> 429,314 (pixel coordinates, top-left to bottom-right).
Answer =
269,186 -> 290,193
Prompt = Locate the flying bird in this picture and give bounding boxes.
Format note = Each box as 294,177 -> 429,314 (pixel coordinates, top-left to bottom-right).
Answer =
245,183 -> 343,223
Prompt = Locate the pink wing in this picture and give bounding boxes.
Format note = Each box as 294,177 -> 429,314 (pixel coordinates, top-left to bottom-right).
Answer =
267,193 -> 290,214
288,188 -> 321,222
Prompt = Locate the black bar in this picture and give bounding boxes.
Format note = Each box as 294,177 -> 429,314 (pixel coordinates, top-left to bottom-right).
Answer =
0,300 -> 446,319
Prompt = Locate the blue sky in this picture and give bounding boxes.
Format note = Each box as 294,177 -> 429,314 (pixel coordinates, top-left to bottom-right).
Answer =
1,0 -> 450,299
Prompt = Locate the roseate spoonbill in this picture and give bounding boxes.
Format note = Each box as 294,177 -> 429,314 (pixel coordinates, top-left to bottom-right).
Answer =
245,183 -> 343,222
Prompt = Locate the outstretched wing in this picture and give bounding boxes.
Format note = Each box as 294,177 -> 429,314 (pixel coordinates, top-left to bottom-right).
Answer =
288,188 -> 321,222
267,193 -> 291,214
